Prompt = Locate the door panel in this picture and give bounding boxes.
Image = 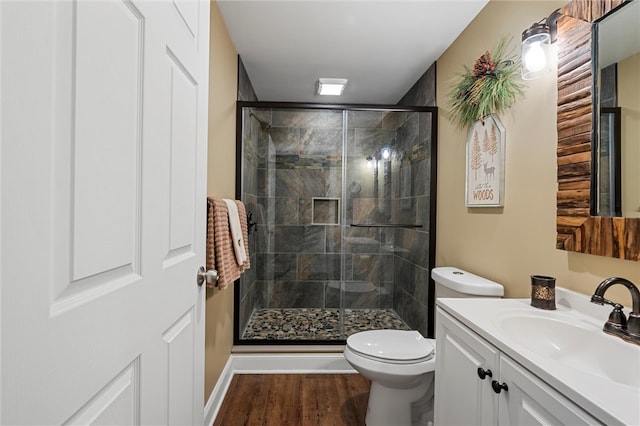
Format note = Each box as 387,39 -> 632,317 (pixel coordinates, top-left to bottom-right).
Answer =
51,0 -> 144,311
166,49 -> 198,263
173,0 -> 199,38
63,359 -> 140,426
163,309 -> 196,426
0,1 -> 209,424
435,309 -> 499,425
73,0 -> 143,282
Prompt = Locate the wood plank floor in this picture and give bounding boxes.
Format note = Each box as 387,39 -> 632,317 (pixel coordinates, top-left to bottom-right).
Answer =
213,374 -> 370,426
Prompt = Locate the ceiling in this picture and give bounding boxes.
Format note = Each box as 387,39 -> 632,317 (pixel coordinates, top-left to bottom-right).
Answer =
216,0 -> 489,104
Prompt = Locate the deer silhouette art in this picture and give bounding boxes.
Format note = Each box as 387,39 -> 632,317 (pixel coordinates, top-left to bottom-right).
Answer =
483,161 -> 495,181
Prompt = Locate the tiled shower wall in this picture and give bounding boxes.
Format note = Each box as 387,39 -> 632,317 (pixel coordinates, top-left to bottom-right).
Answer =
238,111 -> 261,332
343,111 -> 400,310
395,63 -> 436,337
389,111 -> 433,336
256,109 -> 400,312
237,57 -> 259,332
256,109 -> 344,310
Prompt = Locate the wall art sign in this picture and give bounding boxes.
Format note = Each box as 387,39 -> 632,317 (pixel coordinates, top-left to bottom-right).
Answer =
465,114 -> 505,207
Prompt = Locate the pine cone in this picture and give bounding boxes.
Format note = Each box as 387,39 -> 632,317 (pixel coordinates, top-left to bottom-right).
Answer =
473,50 -> 492,77
473,60 -> 484,77
473,51 -> 493,77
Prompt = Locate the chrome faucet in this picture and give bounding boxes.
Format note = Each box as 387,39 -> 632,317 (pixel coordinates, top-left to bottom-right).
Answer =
591,277 -> 640,345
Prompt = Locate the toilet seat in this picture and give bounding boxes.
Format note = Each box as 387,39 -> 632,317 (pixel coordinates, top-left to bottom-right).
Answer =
346,330 -> 434,364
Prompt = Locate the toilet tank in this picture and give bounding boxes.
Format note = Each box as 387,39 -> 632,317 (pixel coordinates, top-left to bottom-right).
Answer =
431,267 -> 504,299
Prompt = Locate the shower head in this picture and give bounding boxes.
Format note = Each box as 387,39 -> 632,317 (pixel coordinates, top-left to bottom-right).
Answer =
249,112 -> 272,132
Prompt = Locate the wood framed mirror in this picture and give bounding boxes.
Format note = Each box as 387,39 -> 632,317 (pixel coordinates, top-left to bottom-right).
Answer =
556,0 -> 640,261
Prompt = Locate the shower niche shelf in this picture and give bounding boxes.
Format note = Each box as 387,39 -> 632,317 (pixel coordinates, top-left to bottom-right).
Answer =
312,197 -> 340,225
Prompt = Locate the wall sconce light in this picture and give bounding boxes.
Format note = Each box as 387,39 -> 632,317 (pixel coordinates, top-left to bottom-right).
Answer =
521,9 -> 560,80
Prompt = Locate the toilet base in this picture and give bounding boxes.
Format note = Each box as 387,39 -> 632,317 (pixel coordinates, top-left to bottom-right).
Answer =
365,375 -> 434,426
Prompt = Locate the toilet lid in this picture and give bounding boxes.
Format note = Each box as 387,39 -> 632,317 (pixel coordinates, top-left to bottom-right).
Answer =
346,330 -> 434,363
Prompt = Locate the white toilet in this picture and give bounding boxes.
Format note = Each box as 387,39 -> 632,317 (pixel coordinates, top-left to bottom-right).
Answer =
343,266 -> 504,426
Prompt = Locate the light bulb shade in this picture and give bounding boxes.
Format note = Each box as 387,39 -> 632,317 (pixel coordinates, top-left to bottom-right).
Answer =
521,23 -> 552,80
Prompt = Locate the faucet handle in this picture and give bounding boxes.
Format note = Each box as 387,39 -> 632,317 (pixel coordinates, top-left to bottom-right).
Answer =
627,313 -> 640,337
592,295 -> 622,309
605,304 -> 627,329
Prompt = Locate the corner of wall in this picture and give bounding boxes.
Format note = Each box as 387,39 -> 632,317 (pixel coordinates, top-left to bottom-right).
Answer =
204,0 -> 239,403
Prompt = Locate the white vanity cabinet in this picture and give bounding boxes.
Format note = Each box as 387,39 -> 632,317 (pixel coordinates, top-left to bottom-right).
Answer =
434,307 -> 499,425
435,307 -> 602,426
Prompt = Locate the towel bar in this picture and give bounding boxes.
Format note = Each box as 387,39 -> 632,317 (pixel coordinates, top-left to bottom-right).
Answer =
197,266 -> 219,287
350,223 -> 423,228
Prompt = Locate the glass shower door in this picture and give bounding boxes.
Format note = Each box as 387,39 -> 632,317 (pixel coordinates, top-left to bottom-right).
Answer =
340,110 -> 425,336
236,104 -> 437,343
239,106 -> 347,341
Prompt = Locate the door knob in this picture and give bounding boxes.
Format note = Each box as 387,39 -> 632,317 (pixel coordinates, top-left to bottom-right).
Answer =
197,266 -> 219,287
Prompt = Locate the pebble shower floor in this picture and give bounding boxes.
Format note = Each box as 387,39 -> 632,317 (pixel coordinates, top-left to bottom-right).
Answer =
242,308 -> 410,340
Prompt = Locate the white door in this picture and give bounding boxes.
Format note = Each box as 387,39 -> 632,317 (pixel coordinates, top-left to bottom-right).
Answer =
0,1 -> 210,424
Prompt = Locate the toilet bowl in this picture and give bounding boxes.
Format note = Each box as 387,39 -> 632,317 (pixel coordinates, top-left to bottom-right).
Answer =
344,330 -> 436,426
343,267 -> 504,426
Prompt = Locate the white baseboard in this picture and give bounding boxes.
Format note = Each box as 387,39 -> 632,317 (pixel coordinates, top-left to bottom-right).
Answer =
204,352 -> 355,425
229,352 -> 355,374
204,356 -> 234,426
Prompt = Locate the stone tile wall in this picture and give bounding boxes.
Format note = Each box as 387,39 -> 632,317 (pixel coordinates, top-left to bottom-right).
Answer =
250,109 -> 401,311
394,62 -> 436,337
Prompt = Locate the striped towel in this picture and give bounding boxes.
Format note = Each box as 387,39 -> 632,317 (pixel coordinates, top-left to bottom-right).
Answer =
223,199 -> 247,265
206,197 -> 251,289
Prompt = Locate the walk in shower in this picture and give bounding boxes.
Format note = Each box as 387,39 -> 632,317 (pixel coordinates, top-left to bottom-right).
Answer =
235,102 -> 437,344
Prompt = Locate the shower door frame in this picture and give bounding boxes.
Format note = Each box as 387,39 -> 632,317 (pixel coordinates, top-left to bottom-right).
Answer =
233,101 -> 438,346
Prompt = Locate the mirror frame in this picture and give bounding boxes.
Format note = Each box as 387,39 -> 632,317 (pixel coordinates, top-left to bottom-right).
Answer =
556,0 -> 640,261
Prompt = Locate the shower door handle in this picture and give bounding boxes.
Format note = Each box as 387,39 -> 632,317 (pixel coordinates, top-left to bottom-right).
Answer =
197,266 -> 219,287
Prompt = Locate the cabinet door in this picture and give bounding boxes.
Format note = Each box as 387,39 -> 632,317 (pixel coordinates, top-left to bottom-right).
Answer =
498,356 -> 602,425
435,308 -> 500,426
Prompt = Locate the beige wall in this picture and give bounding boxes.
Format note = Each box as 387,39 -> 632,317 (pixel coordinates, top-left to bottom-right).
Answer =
436,0 -> 639,306
205,1 -> 237,402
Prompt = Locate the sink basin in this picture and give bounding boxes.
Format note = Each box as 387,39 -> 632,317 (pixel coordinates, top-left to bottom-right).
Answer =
496,310 -> 640,388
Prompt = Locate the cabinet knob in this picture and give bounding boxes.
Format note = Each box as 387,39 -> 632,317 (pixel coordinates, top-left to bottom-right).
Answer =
477,367 -> 493,380
491,380 -> 509,394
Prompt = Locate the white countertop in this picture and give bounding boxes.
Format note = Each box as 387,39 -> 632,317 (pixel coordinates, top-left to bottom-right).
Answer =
437,288 -> 640,425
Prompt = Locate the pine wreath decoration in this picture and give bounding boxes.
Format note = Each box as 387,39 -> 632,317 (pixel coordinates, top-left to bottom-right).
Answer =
447,35 -> 524,130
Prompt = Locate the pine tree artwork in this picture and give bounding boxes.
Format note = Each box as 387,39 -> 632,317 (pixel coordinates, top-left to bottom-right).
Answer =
482,128 -> 490,157
488,124 -> 499,161
466,114 -> 505,207
471,129 -> 482,180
